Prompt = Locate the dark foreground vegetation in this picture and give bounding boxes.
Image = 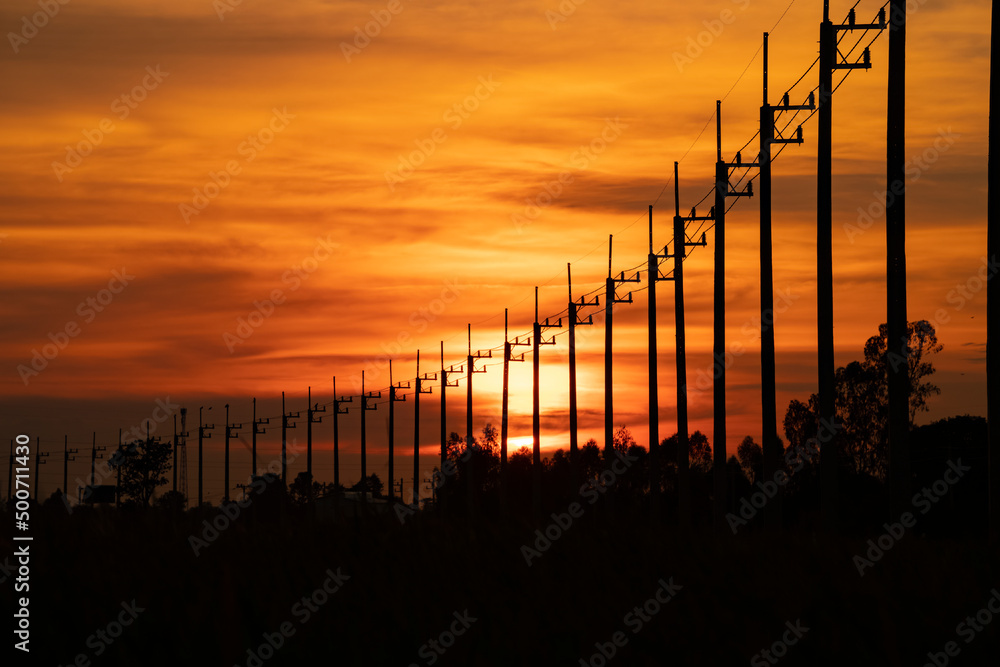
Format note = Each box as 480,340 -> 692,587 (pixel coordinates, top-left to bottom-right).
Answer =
3,434 -> 998,667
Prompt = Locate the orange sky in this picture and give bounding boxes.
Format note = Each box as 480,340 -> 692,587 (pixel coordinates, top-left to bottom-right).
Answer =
0,0 -> 992,502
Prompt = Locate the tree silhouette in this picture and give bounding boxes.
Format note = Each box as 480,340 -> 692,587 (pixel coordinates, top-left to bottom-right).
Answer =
659,430 -> 712,472
107,438 -> 171,507
156,490 -> 186,511
737,436 -> 762,483
783,319 -> 943,479
350,473 -> 384,498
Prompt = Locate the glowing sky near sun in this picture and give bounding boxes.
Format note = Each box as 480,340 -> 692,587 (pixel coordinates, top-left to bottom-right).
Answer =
0,0 -> 991,501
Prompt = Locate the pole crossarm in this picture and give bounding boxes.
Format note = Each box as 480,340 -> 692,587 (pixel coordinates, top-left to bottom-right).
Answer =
391,379 -> 410,401
507,334 -> 530,362
363,390 -> 381,410
442,364 -> 463,386
610,271 -> 641,305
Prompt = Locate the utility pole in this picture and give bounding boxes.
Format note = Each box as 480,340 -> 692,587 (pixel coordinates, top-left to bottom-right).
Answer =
360,370 -> 381,502
116,429 -> 122,508
716,102 -> 756,527
281,392 -> 300,487
568,265 -> 597,492
467,325 -> 492,519
440,341 -> 463,512
818,1 -> 884,531
173,415 -> 178,492
886,0 -> 910,520
34,438 -> 49,502
672,162 -> 710,528
252,397 -> 269,479
503,311 -> 529,511
178,409 -> 188,502
332,377 -> 352,489
198,406 -> 214,507
759,32 -> 814,529
225,404 -> 242,503
532,287 -> 561,518
605,235 -> 641,461
424,474 -> 438,507
91,432 -> 106,492
647,206 -> 671,517
413,352 -> 436,504
7,440 -> 13,501
389,360 -> 409,503
714,104 -> 743,526
62,435 -> 78,501
988,0 -> 998,543
307,386 -> 326,488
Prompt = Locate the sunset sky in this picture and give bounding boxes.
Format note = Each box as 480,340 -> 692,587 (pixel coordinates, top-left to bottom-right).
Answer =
0,0 -> 991,503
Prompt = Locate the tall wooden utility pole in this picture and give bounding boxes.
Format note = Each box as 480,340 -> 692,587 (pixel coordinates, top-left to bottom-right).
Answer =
281,393 -> 299,486
758,32 -> 813,529
818,1 -> 884,531
332,377 -> 351,489
360,371 -> 380,503
714,101 -> 756,526
988,0 -> 997,542
389,360 -> 409,504
647,206 -> 670,517
568,264 -> 597,492
672,162 -> 709,528
532,287 -> 560,519
307,386 -> 326,489
604,236 -> 640,462
886,0 -> 910,520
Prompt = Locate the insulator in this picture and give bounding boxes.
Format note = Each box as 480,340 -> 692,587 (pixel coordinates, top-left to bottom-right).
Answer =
735,151 -> 742,165
863,48 -> 870,66
848,8 -> 856,26
796,126 -> 803,141
878,7 -> 886,29
782,92 -> 790,106
808,91 -> 816,108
